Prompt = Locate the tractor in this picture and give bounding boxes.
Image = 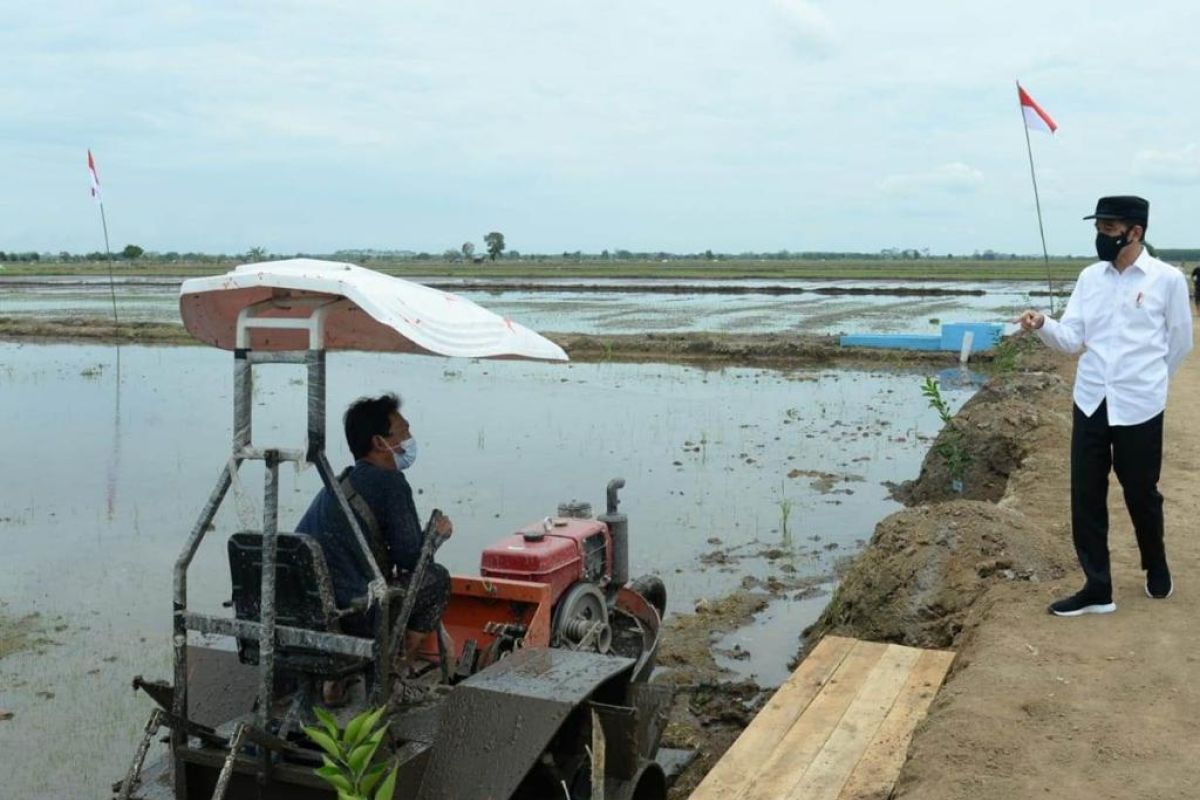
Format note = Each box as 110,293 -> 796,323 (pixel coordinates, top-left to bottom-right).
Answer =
113,260 -> 680,800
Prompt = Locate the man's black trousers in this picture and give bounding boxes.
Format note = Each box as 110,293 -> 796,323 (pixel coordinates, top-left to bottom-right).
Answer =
1071,399 -> 1166,594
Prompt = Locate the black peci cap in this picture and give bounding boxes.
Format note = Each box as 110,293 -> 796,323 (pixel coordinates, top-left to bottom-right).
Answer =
1083,195 -> 1149,225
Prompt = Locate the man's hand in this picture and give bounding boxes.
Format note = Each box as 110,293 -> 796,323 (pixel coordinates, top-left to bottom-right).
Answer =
433,514 -> 453,539
1015,309 -> 1045,332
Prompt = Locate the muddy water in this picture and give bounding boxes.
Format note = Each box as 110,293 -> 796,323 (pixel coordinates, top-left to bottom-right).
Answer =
0,342 -> 971,797
0,277 -> 1054,334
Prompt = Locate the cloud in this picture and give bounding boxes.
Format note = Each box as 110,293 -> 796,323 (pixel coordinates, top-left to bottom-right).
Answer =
770,0 -> 837,55
1132,144 -> 1200,185
879,162 -> 985,196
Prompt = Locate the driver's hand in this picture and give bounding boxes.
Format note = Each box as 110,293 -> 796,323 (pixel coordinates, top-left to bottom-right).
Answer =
434,515 -> 453,538
1014,309 -> 1045,332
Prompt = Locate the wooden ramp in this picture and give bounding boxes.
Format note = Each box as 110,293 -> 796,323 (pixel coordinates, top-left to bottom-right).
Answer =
689,636 -> 955,800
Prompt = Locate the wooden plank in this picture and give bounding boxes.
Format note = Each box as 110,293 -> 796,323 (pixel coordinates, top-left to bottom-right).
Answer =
783,643 -> 923,800
689,635 -> 857,800
737,639 -> 890,800
835,648 -> 955,800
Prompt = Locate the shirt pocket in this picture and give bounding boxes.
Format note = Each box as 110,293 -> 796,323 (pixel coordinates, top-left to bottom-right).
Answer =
1119,279 -> 1164,334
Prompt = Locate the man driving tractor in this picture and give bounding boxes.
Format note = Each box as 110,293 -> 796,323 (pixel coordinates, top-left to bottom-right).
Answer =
296,393 -> 452,698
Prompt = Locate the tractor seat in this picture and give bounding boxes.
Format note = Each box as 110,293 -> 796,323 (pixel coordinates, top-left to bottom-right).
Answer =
227,531 -> 369,678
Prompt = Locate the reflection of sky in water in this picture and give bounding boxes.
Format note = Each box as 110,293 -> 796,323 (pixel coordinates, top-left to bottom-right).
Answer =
0,278 -> 1062,334
0,342 -> 973,796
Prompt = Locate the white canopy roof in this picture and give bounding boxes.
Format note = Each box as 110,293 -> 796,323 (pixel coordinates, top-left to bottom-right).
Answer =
179,259 -> 568,361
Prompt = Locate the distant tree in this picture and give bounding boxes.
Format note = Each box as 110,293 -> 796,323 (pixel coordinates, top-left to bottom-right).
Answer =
508,250 -> 521,259
246,246 -> 268,261
704,249 -> 714,261
415,252 -> 432,260
615,249 -> 632,260
461,242 -> 475,260
443,248 -> 460,263
121,244 -> 144,259
484,231 -> 505,261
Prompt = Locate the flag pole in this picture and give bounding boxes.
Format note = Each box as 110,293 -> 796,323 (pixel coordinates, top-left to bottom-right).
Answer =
89,149 -> 119,328
1018,81 -> 1056,315
98,199 -> 119,327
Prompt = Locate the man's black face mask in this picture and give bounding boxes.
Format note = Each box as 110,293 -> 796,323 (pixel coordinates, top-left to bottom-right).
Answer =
1095,227 -> 1132,262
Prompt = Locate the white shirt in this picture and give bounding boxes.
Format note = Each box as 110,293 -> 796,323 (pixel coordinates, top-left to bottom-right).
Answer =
1037,248 -> 1193,426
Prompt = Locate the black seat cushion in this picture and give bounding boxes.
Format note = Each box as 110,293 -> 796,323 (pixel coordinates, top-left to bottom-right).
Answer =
227,531 -> 368,677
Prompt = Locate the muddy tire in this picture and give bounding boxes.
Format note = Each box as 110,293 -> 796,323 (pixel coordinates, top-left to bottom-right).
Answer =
628,575 -> 667,619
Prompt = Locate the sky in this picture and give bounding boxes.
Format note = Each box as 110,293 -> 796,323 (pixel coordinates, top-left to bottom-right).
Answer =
3,1 -> 1200,257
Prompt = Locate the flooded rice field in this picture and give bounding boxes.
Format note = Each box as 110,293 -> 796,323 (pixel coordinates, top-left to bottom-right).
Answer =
0,276 -> 1059,335
0,340 -> 973,796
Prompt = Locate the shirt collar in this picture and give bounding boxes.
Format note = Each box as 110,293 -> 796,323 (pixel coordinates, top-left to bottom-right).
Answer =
1104,246 -> 1151,275
1128,247 -> 1152,274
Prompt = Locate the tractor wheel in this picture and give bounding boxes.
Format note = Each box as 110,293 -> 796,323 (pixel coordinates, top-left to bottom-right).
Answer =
628,574 -> 667,619
553,583 -> 612,653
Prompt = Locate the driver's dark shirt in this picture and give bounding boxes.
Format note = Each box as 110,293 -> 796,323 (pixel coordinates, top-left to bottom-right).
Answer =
296,461 -> 424,607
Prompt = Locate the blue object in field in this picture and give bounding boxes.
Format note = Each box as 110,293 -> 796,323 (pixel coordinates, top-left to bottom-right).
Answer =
939,322 -> 1003,351
840,322 -> 1004,353
838,333 -> 942,350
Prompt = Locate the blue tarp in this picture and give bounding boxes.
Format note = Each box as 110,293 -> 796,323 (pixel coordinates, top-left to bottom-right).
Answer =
840,322 -> 1004,353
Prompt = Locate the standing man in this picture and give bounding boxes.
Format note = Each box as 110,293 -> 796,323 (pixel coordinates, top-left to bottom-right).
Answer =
1191,263 -> 1200,312
1016,196 -> 1193,616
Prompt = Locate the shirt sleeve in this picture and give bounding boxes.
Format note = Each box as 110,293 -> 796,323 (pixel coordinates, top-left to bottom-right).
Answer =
1035,280 -> 1085,354
1165,272 -> 1194,378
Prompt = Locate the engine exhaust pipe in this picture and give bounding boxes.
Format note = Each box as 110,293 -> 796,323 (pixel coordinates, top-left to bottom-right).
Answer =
599,478 -> 628,589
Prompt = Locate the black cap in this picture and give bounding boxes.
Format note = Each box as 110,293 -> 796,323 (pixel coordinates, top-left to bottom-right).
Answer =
1083,195 -> 1149,225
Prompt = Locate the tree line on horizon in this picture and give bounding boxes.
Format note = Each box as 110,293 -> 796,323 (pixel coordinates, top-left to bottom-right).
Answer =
4,241 -> 1199,264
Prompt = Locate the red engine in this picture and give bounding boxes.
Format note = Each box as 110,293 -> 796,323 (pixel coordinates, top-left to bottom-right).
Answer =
480,517 -> 612,606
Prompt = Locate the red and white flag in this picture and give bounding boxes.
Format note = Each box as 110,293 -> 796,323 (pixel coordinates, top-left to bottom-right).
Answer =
87,149 -> 102,202
1018,84 -> 1057,134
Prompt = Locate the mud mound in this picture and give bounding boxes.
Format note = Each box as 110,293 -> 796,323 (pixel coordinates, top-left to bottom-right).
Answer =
893,372 -> 1070,505
547,331 -> 964,368
800,501 -> 1070,653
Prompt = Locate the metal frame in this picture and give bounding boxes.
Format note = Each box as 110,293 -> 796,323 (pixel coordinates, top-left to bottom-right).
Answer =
168,296 -> 395,799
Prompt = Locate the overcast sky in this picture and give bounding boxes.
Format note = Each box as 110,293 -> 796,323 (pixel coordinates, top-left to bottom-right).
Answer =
4,1 -> 1199,256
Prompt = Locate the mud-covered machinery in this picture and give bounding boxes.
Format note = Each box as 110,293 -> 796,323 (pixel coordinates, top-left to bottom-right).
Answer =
478,487 -> 667,657
113,260 -> 678,800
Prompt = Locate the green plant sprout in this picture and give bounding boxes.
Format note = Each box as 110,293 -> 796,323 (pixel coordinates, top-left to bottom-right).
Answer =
304,705 -> 399,800
921,376 -> 971,492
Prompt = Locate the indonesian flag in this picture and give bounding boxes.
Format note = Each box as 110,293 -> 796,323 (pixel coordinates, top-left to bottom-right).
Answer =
87,149 -> 102,202
1018,84 -> 1057,134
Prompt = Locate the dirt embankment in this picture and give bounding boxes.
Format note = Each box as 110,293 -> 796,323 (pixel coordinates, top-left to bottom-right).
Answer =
433,281 -> 986,298
0,315 -> 973,370
649,341 -> 1070,797
788,331 -> 1200,800
801,357 -> 1077,652
0,316 -> 195,345
550,331 -> 968,369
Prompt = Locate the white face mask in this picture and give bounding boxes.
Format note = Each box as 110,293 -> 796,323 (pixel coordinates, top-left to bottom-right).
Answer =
388,437 -> 417,470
